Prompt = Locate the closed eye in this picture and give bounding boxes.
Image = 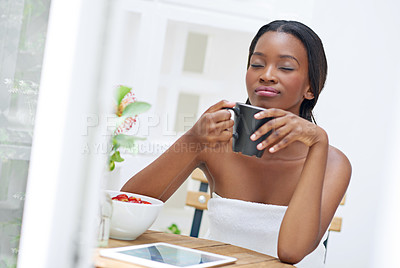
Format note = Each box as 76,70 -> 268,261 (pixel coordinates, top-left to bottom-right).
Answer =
279,67 -> 294,71
250,64 -> 264,68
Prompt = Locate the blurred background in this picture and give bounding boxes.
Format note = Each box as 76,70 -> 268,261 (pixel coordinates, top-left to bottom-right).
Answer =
1,0 -> 400,267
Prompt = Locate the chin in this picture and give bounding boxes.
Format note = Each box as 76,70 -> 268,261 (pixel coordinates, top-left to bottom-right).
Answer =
249,99 -> 271,109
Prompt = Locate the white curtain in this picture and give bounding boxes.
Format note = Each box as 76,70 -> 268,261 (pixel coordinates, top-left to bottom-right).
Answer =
0,0 -> 51,267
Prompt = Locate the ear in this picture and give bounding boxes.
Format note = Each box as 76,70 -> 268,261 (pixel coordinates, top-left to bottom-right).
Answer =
304,88 -> 314,100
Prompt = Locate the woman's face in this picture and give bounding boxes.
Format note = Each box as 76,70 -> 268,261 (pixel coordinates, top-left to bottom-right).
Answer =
246,31 -> 312,114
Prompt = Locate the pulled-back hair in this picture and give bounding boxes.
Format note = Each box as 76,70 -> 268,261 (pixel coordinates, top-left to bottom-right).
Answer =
247,20 -> 327,123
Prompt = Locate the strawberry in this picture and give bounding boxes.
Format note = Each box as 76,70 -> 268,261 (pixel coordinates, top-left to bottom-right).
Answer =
112,194 -> 129,202
112,194 -> 152,204
128,196 -> 139,203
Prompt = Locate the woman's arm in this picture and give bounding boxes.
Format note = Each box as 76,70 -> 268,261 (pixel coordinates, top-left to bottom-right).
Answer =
121,134 -> 202,201
277,129 -> 328,263
121,100 -> 235,202
252,109 -> 351,264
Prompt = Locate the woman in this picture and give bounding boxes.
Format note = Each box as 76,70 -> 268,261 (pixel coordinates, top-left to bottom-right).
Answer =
122,20 -> 351,266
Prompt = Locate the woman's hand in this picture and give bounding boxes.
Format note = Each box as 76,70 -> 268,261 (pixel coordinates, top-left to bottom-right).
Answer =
250,108 -> 327,153
186,100 -> 235,149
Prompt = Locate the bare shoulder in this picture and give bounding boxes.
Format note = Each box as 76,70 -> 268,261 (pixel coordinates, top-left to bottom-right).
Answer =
328,145 -> 352,172
326,145 -> 352,187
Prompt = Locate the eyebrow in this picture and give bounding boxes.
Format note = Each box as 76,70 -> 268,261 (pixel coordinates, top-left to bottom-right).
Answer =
252,52 -> 300,65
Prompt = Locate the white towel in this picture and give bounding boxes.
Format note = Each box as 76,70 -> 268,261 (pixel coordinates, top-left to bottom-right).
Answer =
205,192 -> 326,267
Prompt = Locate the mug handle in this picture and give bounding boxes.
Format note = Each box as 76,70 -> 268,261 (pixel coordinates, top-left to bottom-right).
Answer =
232,132 -> 239,140
224,106 -> 239,116
224,107 -> 239,140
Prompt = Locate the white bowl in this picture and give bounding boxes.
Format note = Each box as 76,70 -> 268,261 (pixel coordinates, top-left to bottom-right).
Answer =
106,190 -> 164,240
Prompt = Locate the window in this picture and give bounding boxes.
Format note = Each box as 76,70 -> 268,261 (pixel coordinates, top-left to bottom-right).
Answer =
0,0 -> 51,266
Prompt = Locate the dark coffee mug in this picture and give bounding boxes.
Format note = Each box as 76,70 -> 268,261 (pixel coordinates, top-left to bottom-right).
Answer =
226,103 -> 274,158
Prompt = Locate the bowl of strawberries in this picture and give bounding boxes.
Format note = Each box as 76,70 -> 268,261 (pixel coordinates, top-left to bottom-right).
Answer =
106,190 -> 164,240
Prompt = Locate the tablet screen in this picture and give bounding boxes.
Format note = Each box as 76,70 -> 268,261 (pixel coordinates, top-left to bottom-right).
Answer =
100,242 -> 237,268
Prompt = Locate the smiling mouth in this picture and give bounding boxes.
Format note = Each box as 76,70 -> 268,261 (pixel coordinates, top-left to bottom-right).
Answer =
255,86 -> 280,97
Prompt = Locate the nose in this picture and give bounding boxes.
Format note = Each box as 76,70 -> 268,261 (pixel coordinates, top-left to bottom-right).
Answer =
260,65 -> 277,84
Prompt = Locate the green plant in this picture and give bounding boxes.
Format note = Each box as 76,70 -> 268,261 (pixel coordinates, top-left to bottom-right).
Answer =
109,85 -> 150,171
166,223 -> 181,235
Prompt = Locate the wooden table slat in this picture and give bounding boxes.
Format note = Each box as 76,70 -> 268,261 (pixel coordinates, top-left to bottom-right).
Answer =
94,230 -> 295,267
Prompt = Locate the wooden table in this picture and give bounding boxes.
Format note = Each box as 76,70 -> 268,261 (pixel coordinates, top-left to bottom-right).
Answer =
94,230 -> 294,267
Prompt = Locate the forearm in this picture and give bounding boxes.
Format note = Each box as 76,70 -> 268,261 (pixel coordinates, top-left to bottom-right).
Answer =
121,134 -> 202,202
121,100 -> 234,201
278,131 -> 328,263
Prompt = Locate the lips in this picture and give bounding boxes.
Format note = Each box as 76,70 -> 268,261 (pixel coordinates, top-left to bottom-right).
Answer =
255,86 -> 280,97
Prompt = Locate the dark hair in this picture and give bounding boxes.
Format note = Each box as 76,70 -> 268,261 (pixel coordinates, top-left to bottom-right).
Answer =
246,20 -> 327,123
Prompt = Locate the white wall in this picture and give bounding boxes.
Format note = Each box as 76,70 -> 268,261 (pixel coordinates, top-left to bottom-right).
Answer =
311,0 -> 400,267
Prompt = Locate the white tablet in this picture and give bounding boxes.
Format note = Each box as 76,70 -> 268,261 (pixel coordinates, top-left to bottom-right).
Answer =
99,242 -> 237,268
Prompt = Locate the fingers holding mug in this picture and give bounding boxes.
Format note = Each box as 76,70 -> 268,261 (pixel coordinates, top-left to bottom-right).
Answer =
212,109 -> 233,123
254,108 -> 287,120
216,118 -> 234,132
255,123 -> 291,151
206,100 -> 236,113
250,116 -> 284,142
190,102 -> 235,147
